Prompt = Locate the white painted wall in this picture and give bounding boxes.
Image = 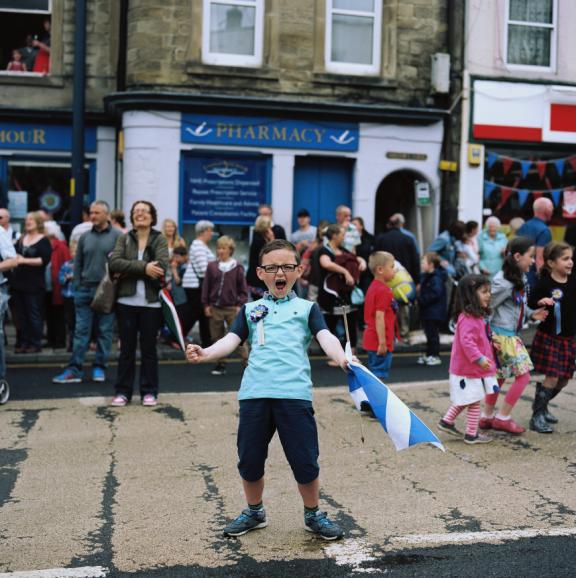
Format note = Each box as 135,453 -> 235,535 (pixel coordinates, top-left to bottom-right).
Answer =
466,0 -> 576,81
95,126 -> 116,208
120,111 -> 443,247
122,110 -> 181,227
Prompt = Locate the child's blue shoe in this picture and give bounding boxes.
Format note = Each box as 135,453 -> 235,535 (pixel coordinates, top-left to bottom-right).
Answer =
304,511 -> 343,540
223,508 -> 267,537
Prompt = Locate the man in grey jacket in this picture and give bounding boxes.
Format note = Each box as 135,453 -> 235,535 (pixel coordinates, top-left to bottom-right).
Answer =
53,201 -> 121,384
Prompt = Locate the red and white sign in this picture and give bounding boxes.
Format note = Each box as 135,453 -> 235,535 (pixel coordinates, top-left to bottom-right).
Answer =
473,80 -> 576,144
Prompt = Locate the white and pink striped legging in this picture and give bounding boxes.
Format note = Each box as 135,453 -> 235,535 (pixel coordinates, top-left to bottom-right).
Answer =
443,402 -> 481,436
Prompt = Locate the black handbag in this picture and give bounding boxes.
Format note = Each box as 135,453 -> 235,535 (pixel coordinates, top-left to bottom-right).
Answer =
90,264 -> 117,314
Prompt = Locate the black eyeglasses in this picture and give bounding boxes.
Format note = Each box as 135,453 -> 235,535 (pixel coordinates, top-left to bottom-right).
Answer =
260,264 -> 298,274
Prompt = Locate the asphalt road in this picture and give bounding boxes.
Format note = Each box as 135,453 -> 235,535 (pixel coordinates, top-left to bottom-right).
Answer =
6,351 -> 448,400
2,355 -> 576,577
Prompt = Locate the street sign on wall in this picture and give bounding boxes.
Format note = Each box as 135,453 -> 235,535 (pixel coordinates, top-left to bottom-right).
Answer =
182,114 -> 359,152
181,154 -> 271,225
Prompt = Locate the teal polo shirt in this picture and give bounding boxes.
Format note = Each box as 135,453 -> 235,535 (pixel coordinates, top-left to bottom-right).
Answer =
230,292 -> 328,401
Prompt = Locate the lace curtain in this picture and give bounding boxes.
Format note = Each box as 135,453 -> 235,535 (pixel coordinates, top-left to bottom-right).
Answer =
508,0 -> 553,67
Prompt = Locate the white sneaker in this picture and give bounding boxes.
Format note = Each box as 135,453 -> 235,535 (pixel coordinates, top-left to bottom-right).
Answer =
425,356 -> 442,366
417,355 -> 427,365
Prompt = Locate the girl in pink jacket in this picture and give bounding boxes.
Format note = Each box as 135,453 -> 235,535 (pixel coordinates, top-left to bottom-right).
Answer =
438,275 -> 498,444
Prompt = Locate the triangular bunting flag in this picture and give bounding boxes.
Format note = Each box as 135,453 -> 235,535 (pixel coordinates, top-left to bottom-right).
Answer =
517,189 -> 530,207
502,157 -> 514,175
496,187 -> 513,211
520,160 -> 532,179
487,152 -> 498,169
484,181 -> 497,201
551,189 -> 562,207
537,161 -> 547,180
532,191 -> 543,200
570,157 -> 576,173
554,159 -> 565,177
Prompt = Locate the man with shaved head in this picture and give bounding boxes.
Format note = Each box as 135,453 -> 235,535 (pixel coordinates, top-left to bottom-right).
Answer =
517,197 -> 553,287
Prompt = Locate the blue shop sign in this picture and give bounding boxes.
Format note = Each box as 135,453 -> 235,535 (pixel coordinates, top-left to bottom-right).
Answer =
181,154 -> 271,225
182,114 -> 359,152
0,123 -> 97,152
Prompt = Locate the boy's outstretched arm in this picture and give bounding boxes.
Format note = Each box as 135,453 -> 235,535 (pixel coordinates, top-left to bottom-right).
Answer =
186,333 -> 241,364
316,329 -> 349,371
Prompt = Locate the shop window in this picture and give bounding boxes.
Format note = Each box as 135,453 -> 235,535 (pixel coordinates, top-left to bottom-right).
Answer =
325,0 -> 382,75
0,1 -> 51,75
6,160 -> 90,238
505,0 -> 556,70
202,0 -> 264,67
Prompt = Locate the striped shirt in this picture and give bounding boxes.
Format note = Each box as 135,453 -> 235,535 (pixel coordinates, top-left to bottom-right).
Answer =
181,239 -> 215,289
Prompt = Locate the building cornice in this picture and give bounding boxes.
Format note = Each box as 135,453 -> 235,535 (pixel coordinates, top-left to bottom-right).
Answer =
104,91 -> 448,125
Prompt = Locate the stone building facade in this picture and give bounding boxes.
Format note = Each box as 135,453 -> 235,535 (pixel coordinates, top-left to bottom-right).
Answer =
110,0 -> 452,250
0,0 -> 119,232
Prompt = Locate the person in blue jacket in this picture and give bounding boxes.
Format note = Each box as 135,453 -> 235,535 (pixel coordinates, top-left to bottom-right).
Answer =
417,252 -> 447,366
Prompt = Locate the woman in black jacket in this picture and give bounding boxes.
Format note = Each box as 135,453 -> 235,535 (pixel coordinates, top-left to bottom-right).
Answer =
109,201 -> 169,407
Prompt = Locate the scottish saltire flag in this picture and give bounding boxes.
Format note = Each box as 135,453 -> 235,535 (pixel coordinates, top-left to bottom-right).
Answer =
348,361 -> 444,452
159,287 -> 186,352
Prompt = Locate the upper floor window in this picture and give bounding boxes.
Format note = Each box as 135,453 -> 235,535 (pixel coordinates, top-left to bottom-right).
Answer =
325,0 -> 382,76
506,0 -> 556,69
0,0 -> 52,76
202,0 -> 264,67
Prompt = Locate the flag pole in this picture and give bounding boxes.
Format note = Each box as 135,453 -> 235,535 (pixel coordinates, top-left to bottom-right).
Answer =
339,303 -> 365,444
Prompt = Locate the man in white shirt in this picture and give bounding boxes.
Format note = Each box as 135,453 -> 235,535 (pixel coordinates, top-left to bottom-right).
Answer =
0,208 -> 20,243
335,204 -> 360,254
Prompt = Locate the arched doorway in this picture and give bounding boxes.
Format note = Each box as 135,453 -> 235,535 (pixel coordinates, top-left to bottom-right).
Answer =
374,170 -> 435,251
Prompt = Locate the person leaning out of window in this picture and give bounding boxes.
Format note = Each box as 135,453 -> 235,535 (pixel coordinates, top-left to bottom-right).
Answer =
108,201 -> 169,408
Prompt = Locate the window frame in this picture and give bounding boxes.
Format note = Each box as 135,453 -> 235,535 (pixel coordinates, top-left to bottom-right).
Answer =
324,0 -> 382,76
504,0 -> 557,72
201,0 -> 264,68
0,0 -> 52,14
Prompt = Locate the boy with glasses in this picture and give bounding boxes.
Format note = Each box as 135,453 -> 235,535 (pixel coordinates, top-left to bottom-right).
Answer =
186,239 -> 349,540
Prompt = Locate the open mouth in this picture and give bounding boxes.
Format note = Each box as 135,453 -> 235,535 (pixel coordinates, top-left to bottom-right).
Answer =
275,279 -> 287,291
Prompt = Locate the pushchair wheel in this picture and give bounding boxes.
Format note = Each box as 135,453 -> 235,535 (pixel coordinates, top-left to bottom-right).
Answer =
0,379 -> 9,404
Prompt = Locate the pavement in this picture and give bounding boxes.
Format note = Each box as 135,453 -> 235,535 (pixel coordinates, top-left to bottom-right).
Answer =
1,367 -> 576,576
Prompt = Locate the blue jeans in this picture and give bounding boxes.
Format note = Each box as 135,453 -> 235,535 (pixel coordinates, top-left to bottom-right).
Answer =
367,351 -> 393,379
68,286 -> 115,375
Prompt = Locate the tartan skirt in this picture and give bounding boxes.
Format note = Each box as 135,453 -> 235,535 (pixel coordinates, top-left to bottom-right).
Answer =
531,329 -> 576,379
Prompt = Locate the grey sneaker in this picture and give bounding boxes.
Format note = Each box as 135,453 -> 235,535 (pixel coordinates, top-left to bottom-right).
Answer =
464,432 -> 493,445
304,511 -> 343,540
425,356 -> 442,366
437,419 -> 463,437
223,508 -> 267,537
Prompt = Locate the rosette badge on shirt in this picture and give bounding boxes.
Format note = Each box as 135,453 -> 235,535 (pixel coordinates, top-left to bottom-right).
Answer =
551,288 -> 564,334
250,304 -> 269,345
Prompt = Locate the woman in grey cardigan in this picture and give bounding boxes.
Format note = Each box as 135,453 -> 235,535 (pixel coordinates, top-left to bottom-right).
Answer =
109,201 -> 169,407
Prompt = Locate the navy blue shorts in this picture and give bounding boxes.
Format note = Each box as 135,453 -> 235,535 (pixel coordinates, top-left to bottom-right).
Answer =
367,351 -> 393,379
237,398 -> 320,485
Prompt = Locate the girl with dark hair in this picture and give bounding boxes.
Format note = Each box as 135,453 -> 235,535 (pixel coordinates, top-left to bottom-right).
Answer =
528,241 -> 575,433
438,274 -> 497,444
479,237 -> 551,434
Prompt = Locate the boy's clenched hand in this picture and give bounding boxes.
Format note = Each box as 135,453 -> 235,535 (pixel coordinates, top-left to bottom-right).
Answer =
186,344 -> 206,364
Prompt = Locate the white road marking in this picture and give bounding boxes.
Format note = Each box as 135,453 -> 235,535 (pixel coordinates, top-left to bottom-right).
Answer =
393,526 -> 576,546
325,539 -> 379,574
0,567 -> 108,578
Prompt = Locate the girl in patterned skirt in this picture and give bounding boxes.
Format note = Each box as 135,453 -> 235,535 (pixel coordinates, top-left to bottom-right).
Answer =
528,242 -> 575,433
480,237 -> 551,435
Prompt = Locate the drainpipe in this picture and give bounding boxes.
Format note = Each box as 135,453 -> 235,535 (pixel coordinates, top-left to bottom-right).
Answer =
70,0 -> 87,225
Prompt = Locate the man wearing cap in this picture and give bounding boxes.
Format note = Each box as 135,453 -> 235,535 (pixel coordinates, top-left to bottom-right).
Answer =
290,208 -> 317,253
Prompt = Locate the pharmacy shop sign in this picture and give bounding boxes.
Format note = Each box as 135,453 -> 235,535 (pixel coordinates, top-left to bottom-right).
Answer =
182,114 -> 359,152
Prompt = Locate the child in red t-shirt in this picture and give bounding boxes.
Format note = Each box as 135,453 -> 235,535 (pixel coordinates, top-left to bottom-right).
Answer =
363,251 -> 397,379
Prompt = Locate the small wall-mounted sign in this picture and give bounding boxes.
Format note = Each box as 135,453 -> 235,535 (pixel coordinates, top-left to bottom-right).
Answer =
468,144 -> 483,166
386,152 -> 428,161
415,181 -> 431,206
